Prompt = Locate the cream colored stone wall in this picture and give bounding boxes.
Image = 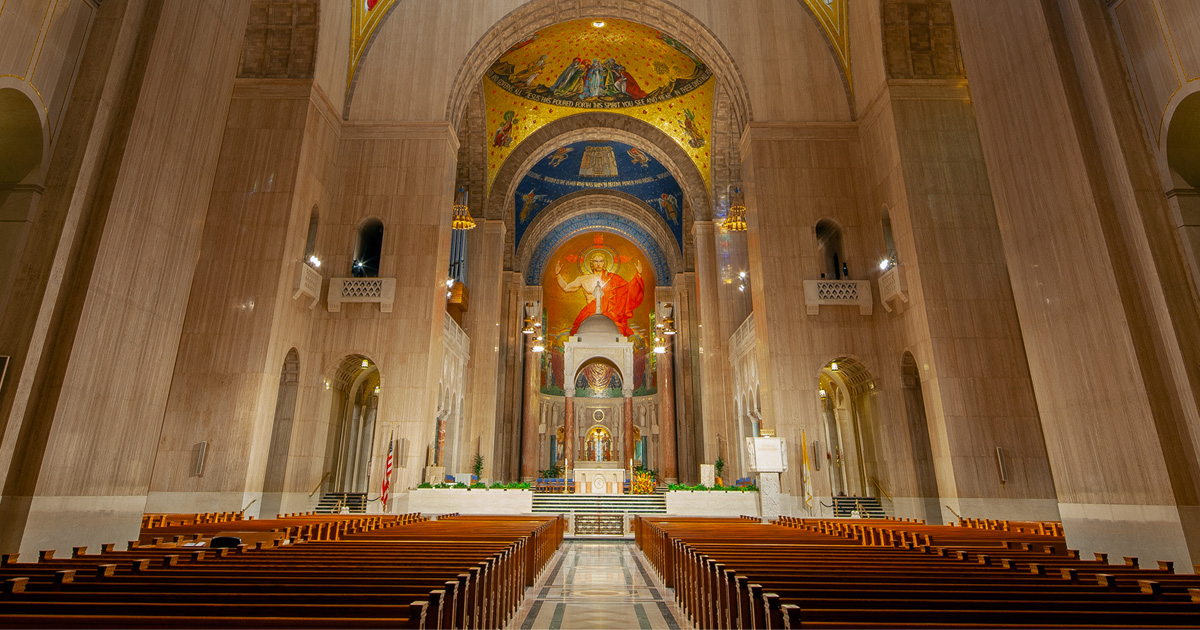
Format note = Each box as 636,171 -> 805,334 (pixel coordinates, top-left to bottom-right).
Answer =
0,0 -> 253,557
953,0 -> 1200,566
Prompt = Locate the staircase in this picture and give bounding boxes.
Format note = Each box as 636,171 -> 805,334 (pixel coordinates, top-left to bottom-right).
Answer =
315,492 -> 367,514
532,493 -> 666,515
574,513 -> 625,536
832,496 -> 887,518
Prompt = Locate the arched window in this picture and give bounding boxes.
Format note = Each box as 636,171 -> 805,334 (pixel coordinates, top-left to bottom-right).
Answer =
881,209 -> 899,268
815,219 -> 845,279
304,205 -> 320,263
352,217 -> 383,277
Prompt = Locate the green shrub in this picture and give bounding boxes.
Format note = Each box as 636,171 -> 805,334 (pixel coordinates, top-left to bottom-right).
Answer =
453,482 -> 468,489
417,482 -> 432,488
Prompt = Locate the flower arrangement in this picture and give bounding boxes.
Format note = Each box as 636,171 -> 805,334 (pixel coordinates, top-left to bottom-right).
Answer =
631,470 -> 656,494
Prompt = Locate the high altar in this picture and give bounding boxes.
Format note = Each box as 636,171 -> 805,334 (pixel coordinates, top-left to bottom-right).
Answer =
573,462 -> 626,494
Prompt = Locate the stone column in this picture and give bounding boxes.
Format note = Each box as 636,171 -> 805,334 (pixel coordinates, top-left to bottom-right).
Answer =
520,335 -> 539,481
623,391 -> 635,471
691,221 -> 733,468
659,338 -> 678,484
463,220 -> 506,480
435,412 -> 446,467
563,393 -> 575,481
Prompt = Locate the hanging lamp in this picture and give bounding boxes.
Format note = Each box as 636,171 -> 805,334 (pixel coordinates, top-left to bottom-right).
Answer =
451,186 -> 476,230
722,186 -> 747,231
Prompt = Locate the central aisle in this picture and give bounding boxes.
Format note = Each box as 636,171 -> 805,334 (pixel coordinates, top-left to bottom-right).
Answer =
509,540 -> 688,629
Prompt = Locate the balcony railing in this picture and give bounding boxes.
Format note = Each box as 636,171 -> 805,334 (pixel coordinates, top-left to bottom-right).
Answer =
291,261 -> 322,309
803,279 -> 873,315
327,277 -> 396,313
878,265 -> 909,313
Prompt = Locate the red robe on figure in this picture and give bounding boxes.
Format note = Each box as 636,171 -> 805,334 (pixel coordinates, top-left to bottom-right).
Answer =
569,269 -> 644,336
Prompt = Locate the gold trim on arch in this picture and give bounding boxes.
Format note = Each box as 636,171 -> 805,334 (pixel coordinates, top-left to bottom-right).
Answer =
349,0 -> 397,90
804,0 -> 850,92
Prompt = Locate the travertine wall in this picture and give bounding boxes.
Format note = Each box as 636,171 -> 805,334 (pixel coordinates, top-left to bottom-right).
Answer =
953,0 -> 1200,566
0,0 -> 253,557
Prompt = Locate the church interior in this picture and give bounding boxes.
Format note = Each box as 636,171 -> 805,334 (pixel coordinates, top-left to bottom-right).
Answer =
4,0 -> 1200,624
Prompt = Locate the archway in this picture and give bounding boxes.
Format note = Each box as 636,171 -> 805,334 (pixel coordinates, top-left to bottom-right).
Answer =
902,351 -> 941,524
818,357 -> 877,499
815,219 -> 845,279
260,348 -> 300,519
325,355 -> 381,497
0,87 -> 46,315
1166,92 -> 1200,295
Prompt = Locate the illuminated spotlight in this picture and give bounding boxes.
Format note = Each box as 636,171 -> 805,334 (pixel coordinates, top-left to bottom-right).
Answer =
738,284 -> 745,292
830,361 -> 839,372
533,336 -> 545,353
361,358 -> 369,368
308,255 -> 322,268
739,271 -> 747,279
592,20 -> 606,27
879,259 -> 890,270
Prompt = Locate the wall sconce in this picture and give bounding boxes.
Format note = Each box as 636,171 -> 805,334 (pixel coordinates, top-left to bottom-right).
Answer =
532,335 -> 545,353
361,358 -> 369,369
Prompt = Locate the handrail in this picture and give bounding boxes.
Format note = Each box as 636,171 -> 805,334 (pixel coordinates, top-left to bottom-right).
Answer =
309,471 -> 332,497
855,500 -> 869,519
945,504 -> 962,520
868,476 -> 892,502
240,499 -> 257,514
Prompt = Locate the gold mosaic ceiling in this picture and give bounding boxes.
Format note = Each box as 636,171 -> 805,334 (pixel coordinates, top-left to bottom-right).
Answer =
483,18 -> 714,194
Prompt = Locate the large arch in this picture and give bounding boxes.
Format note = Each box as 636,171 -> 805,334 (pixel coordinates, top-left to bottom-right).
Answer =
489,112 -> 710,224
518,191 -> 683,283
440,0 -> 755,130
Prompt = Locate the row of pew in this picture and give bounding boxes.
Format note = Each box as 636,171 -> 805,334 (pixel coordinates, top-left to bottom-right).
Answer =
635,515 -> 1200,628
1,513 -> 564,628
141,512 -> 245,528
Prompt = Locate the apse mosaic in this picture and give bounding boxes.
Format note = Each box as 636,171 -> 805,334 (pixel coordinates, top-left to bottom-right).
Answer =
540,232 -> 657,397
484,18 -> 713,194
514,140 -> 684,250
574,360 -> 624,398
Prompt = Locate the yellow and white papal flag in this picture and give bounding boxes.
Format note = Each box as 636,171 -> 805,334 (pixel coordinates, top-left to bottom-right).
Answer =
801,430 -> 813,509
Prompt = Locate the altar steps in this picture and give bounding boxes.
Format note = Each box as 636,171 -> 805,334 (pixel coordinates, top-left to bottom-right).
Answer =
532,493 -> 666,514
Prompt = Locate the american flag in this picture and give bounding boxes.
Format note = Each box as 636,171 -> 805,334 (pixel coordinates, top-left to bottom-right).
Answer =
381,437 -> 393,508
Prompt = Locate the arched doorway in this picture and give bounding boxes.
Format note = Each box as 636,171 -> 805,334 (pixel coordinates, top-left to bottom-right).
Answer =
260,348 -> 300,519
815,219 -> 846,279
901,352 -> 941,524
326,355 -> 381,496
818,357 -> 877,499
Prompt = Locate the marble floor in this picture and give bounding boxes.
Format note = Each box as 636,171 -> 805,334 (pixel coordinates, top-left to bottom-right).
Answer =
509,540 -> 690,630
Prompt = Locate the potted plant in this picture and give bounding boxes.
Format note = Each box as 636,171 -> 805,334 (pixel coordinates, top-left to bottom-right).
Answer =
714,456 -> 725,487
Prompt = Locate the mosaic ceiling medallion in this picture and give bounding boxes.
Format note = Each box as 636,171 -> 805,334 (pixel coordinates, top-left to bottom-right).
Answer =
484,18 -> 714,194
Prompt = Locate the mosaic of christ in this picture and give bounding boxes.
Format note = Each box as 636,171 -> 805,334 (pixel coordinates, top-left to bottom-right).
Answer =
540,232 -> 657,396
